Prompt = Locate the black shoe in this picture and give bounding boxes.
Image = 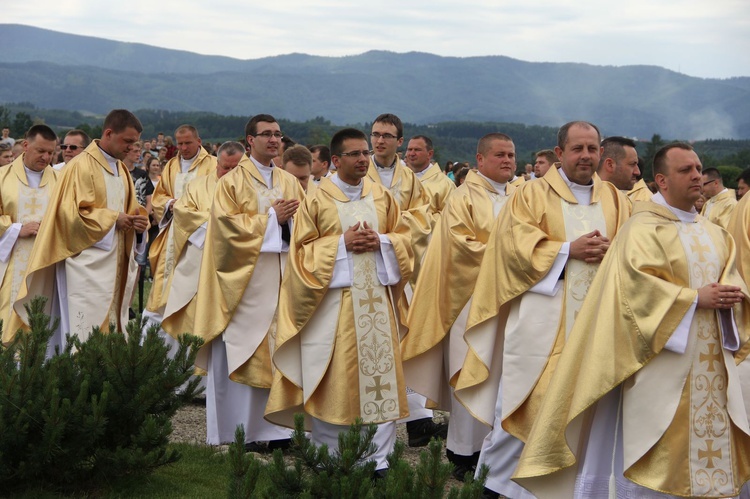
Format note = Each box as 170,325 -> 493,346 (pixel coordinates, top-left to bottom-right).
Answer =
267,438 -> 292,452
373,468 -> 389,480
481,487 -> 499,499
406,417 -> 448,447
447,449 -> 479,482
244,441 -> 268,453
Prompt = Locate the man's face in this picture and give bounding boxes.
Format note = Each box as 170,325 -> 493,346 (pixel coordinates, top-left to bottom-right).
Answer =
311,150 -> 329,179
158,147 -> 168,160
175,130 -> 201,160
609,146 -> 640,190
216,151 -> 242,179
658,148 -> 703,211
247,121 -> 281,165
370,122 -> 403,165
23,135 -> 57,172
101,126 -> 141,161
701,173 -> 721,198
2,128 -> 9,139
332,138 -> 370,186
61,134 -> 86,164
737,179 -> 749,199
534,156 -> 553,177
477,139 -> 516,184
406,138 -> 433,172
555,125 -> 601,185
283,160 -> 311,192
126,142 -> 142,166
0,148 -> 13,166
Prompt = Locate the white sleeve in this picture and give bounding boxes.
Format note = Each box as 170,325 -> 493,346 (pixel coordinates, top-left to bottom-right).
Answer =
260,208 -> 283,253
134,231 -> 148,256
92,225 -> 115,251
664,296 -> 698,354
529,242 -> 570,296
158,199 -> 175,230
719,308 -> 740,352
187,222 -> 208,249
329,235 -> 353,289
375,233 -> 401,286
0,223 -> 22,263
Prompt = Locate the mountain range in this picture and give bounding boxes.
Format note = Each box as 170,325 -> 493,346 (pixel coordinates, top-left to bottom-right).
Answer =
2,24 -> 749,140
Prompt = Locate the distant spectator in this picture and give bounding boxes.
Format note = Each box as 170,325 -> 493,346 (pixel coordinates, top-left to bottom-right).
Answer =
0,127 -> 14,147
124,140 -> 148,182
736,168 -> 750,200
163,136 -> 177,160
308,144 -> 331,182
155,132 -> 165,150
53,129 -> 91,170
454,166 -> 469,187
11,142 -> 24,160
534,149 -> 556,178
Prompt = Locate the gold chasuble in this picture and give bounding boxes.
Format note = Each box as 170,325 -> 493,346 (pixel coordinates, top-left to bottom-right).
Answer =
418,163 -> 456,218
454,167 -> 631,432
146,147 -> 216,312
10,141 -> 144,337
161,156 -> 304,387
367,158 -> 431,288
514,201 -> 750,498
701,188 -> 738,229
161,171 -> 218,343
0,157 -> 57,342
266,177 -> 413,429
401,170 -> 515,409
510,175 -> 526,186
627,178 -> 653,202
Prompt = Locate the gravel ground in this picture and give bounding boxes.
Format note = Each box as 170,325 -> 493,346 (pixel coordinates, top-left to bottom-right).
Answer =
170,399 -> 466,489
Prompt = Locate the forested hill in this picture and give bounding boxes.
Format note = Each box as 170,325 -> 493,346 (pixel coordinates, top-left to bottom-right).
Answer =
1,24 -> 750,140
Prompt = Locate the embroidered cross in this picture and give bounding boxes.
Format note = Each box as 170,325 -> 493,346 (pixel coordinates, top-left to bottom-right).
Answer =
690,237 -> 711,262
699,343 -> 722,372
25,195 -> 43,216
365,375 -> 391,401
698,439 -> 722,468
360,289 -> 382,313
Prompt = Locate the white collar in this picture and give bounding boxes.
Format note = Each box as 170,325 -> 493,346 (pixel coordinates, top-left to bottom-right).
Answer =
652,192 -> 698,223
477,171 -> 507,195
331,174 -> 363,201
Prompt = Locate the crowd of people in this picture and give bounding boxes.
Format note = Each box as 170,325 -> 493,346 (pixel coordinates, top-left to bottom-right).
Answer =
2,111 -> 750,498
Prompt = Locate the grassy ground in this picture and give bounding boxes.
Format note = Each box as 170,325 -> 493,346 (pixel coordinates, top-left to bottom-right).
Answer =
8,444 -> 230,498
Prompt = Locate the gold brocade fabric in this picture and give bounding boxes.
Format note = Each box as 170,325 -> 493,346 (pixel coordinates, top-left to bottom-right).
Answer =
627,178 -> 653,202
401,170 -> 514,408
0,157 -> 56,343
701,189 -> 738,229
418,163 -> 456,217
147,148 -> 216,312
10,141 -> 141,335
266,177 -> 413,429
454,167 -> 631,427
162,157 -> 304,385
367,159 -> 431,290
514,202 -> 750,498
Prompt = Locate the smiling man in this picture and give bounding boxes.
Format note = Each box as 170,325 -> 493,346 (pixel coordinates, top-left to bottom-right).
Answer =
515,142 -> 750,498
453,121 -> 631,498
11,109 -> 148,350
267,127 -> 413,475
0,125 -> 59,343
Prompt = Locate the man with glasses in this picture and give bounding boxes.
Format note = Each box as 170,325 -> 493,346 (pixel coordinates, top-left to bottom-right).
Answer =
0,125 -> 59,345
700,167 -> 737,229
267,127 -> 413,476
164,114 -> 303,451
52,129 -> 90,170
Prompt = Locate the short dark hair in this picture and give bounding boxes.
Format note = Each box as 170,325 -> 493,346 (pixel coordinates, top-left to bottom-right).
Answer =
737,168 -> 750,185
308,144 -> 331,164
330,128 -> 368,157
103,109 -> 143,134
409,135 -> 433,151
702,167 -> 721,182
599,136 -> 637,170
65,129 -> 91,147
217,141 -> 246,158
245,114 -> 277,138
282,144 -> 313,167
653,142 -> 694,177
373,113 -> 403,139
557,121 -> 600,149
25,124 -> 57,143
175,124 -> 199,137
477,133 -> 513,156
535,149 -> 557,164
454,167 -> 470,187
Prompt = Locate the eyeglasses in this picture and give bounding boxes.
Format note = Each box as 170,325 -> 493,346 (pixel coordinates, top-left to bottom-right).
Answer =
371,132 -> 399,141
702,179 -> 717,186
60,145 -> 81,151
339,150 -> 373,158
253,131 -> 283,139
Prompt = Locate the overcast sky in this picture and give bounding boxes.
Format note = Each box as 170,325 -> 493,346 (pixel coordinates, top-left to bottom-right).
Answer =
6,0 -> 749,79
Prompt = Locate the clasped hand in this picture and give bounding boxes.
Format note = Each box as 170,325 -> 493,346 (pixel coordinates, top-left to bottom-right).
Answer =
344,221 -> 380,254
